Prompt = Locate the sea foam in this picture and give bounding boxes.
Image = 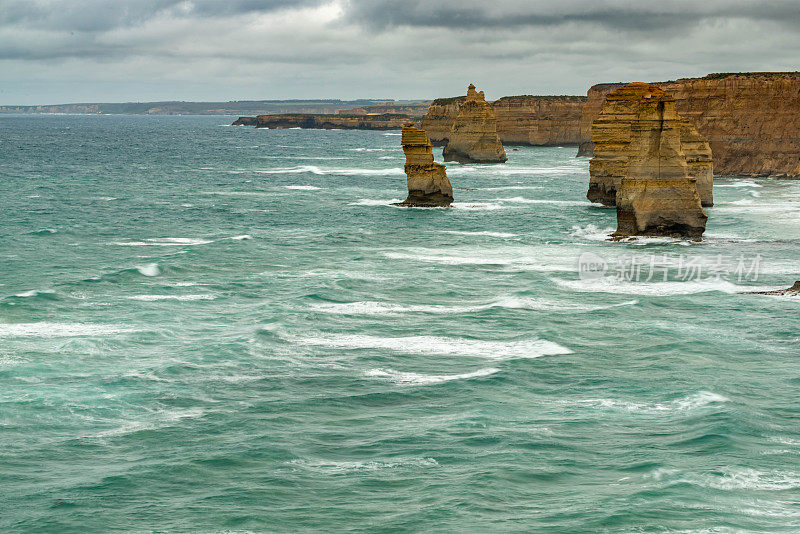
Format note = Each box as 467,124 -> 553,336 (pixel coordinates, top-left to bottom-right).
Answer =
365,367 -> 499,385
295,333 -> 572,360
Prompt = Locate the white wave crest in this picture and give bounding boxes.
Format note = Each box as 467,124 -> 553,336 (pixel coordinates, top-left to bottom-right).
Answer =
127,294 -> 215,301
647,467 -> 800,492
0,323 -> 137,337
112,238 -> 212,246
350,198 -> 403,206
294,333 -> 572,360
498,196 -> 600,207
258,165 -> 403,176
289,457 -> 438,472
365,367 -> 499,385
136,263 -> 161,277
572,391 -> 729,413
570,224 -> 615,241
310,298 -> 637,316
230,235 -> 252,240
441,230 -> 518,238
284,185 -> 321,190
551,276 -> 748,296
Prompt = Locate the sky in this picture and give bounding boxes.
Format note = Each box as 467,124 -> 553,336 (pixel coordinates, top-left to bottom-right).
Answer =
1,0 -> 799,105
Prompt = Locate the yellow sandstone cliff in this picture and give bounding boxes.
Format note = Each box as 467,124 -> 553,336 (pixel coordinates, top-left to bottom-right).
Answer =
492,96 -> 586,146
580,73 -> 800,178
609,84 -> 707,239
396,125 -> 454,207
422,94 -> 585,147
443,84 -> 507,164
421,96 -> 466,146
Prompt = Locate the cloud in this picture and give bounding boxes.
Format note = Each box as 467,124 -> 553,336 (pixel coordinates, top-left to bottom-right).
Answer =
0,0 -> 798,104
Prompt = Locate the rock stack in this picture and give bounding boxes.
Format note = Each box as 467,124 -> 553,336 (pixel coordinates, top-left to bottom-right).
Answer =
588,84 -> 714,207
605,83 -> 707,239
443,84 -> 507,164
395,125 -> 454,207
680,119 -> 714,207
579,72 -> 800,178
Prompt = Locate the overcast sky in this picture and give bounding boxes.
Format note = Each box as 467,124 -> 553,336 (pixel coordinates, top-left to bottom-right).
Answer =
1,0 -> 799,105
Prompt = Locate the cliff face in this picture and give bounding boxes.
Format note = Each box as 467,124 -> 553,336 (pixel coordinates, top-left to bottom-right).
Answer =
608,84 -> 707,239
580,73 -> 800,178
420,96 -> 466,146
396,125 -> 453,207
232,113 -> 414,130
421,94 -> 585,146
588,83 -> 714,207
443,85 -> 507,164
492,96 -> 586,145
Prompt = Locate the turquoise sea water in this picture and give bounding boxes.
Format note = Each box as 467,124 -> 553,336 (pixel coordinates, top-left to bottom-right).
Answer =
1,114 -> 800,533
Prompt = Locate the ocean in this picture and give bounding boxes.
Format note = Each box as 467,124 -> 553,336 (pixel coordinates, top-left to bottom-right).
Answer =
1,114 -> 799,532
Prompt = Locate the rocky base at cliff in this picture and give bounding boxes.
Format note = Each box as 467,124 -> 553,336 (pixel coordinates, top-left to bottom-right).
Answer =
591,83 -> 707,239
741,281 -> 800,296
589,83 -> 713,209
579,72 -> 800,179
232,116 -> 258,126
395,125 -> 453,207
231,113 -> 416,130
443,85 -> 507,164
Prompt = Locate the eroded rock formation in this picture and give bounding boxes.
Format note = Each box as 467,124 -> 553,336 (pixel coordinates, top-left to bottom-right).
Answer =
395,125 -> 453,207
443,85 -> 507,164
605,84 -> 707,239
588,84 -> 714,207
579,73 -> 800,178
421,94 -> 585,147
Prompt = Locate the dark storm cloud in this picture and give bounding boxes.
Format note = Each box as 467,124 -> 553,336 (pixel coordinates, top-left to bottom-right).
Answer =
0,0 -> 798,104
0,0 -> 324,32
345,0 -> 800,31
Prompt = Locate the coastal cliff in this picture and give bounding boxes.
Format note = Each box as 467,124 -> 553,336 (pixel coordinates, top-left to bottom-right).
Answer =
492,96 -> 586,146
422,94 -> 585,146
232,113 -> 416,130
579,73 -> 800,178
396,125 -> 453,207
443,85 -> 507,164
609,84 -> 707,239
420,96 -> 466,146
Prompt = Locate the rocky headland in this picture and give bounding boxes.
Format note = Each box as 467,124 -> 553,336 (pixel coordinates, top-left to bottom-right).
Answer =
579,72 -> 800,178
395,125 -> 453,207
588,85 -> 714,208
231,113 -> 416,130
591,83 -> 707,239
442,85 -> 507,164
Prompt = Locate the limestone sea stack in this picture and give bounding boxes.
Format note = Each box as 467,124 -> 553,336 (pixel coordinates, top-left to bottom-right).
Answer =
609,84 -> 707,239
588,84 -> 714,207
579,72 -> 800,178
395,125 -> 454,207
443,85 -> 507,164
